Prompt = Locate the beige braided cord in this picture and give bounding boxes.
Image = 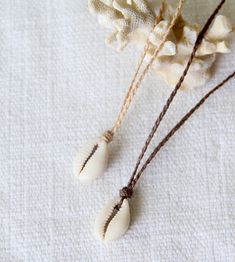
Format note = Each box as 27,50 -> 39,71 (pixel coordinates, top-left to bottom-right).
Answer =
117,1 -> 165,114
102,2 -> 165,143
110,0 -> 185,135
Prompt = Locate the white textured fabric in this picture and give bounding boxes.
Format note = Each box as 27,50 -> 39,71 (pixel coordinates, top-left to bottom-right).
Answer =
0,1 -> 235,261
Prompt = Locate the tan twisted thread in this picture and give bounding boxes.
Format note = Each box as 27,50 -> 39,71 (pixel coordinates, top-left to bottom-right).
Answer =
102,130 -> 114,143
110,0 -> 185,135
116,1 -> 165,114
103,1 -> 165,143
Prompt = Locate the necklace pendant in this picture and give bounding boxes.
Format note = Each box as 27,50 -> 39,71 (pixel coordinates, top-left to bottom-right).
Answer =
73,135 -> 109,184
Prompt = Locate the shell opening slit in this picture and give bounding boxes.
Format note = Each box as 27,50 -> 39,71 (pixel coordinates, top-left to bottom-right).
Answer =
80,144 -> 98,173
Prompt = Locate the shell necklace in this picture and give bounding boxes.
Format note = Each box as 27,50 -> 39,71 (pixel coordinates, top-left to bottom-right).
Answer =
73,0 -> 185,184
94,0 -> 235,242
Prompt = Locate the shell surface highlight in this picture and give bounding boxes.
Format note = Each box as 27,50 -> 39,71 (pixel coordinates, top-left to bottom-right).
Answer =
73,138 -> 109,184
94,197 -> 130,242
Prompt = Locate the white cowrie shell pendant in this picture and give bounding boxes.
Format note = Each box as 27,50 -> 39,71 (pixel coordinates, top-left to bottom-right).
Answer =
73,131 -> 113,184
73,138 -> 108,184
94,197 -> 130,242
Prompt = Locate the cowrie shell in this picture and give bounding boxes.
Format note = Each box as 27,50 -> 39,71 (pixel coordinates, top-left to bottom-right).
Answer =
73,138 -> 109,184
94,197 -> 130,242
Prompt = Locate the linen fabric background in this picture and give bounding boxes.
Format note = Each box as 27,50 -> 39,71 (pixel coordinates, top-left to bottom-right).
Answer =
0,0 -> 235,261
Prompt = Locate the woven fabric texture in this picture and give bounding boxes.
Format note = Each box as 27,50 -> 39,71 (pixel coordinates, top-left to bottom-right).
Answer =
0,0 -> 235,261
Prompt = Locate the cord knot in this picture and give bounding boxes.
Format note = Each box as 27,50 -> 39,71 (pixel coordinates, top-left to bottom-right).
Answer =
119,186 -> 133,199
102,130 -> 114,143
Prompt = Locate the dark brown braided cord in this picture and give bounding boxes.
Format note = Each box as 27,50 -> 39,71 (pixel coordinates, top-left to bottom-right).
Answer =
130,71 -> 235,188
127,0 -> 226,189
117,71 -> 235,207
116,0 -> 234,207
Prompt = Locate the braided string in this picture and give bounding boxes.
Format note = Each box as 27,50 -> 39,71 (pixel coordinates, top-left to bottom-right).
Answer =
127,0 -> 226,189
118,71 -> 234,206
130,71 -> 235,188
110,0 -> 185,135
116,0 -> 229,206
112,1 -> 165,123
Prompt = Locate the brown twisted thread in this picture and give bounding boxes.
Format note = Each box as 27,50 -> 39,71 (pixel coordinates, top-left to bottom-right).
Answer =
130,71 -> 235,188
118,71 -> 234,206
127,0 -> 226,189
119,186 -> 133,199
110,0 -> 185,135
116,0 -> 228,206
